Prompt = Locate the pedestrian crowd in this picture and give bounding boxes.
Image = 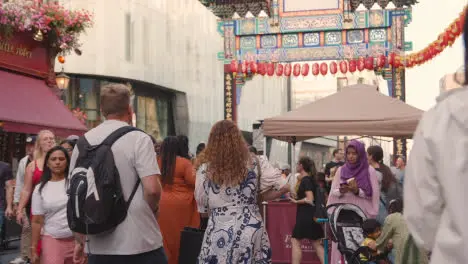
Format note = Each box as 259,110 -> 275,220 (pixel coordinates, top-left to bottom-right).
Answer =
0,11 -> 467,264
0,83 -> 424,264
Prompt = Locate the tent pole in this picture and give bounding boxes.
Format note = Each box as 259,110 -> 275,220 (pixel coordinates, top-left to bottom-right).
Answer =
291,137 -> 297,183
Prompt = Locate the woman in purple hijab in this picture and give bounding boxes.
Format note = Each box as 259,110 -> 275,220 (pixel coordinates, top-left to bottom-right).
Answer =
326,140 -> 380,264
339,140 -> 374,197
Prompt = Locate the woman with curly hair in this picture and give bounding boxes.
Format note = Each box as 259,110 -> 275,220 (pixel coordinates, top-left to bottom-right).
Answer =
195,120 -> 288,263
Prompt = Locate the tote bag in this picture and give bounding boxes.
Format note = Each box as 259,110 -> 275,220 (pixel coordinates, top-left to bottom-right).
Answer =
178,226 -> 205,264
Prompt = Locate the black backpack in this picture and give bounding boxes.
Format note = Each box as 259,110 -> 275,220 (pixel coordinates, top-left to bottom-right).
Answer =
314,185 -> 328,220
67,126 -> 142,235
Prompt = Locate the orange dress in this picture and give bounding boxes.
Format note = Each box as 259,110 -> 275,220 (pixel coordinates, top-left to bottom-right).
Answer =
157,157 -> 200,264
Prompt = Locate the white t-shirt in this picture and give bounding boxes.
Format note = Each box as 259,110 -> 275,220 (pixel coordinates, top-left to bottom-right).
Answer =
69,120 -> 162,255
31,179 -> 73,239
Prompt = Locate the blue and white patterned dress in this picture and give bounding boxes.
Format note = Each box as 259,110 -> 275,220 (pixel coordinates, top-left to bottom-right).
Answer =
195,163 -> 272,264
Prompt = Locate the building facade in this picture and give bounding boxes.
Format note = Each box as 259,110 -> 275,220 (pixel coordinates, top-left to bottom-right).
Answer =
59,0 -> 288,153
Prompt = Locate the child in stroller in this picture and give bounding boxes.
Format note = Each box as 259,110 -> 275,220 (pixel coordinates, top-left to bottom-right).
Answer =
360,219 -> 393,264
327,203 -> 392,264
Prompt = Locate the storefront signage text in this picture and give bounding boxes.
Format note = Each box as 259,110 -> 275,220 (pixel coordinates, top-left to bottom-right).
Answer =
0,41 -> 33,58
0,33 -> 49,78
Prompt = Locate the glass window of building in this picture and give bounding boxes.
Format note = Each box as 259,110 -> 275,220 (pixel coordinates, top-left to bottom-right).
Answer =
64,76 -> 174,135
65,77 -> 101,128
136,95 -> 172,140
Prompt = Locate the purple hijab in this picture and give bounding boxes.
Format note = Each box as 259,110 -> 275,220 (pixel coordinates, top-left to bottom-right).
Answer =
340,140 -> 373,197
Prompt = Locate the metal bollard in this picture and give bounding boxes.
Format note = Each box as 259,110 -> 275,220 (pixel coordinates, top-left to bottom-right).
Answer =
316,218 -> 329,264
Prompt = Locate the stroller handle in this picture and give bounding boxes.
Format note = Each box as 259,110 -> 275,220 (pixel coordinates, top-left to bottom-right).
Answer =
326,203 -> 353,211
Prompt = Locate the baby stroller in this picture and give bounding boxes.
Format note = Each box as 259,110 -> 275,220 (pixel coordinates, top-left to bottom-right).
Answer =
327,203 -> 390,264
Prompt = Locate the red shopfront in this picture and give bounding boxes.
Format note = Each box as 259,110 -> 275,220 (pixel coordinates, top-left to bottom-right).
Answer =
0,32 -> 87,164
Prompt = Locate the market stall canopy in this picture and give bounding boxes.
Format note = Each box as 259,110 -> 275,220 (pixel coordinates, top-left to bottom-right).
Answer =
263,84 -> 423,141
0,71 -> 87,137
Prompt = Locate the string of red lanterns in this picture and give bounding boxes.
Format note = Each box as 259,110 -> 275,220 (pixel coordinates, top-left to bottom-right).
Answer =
229,6 -> 466,77
230,58 -> 391,77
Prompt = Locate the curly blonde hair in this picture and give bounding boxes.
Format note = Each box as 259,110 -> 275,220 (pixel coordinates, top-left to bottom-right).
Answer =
198,120 -> 250,187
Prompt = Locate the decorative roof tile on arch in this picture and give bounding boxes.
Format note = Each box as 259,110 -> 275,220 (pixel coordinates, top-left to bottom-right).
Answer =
198,0 -> 270,18
198,0 -> 419,18
350,0 -> 419,10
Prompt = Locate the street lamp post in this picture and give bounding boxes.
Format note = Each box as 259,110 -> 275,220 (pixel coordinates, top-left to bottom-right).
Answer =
56,67 -> 70,90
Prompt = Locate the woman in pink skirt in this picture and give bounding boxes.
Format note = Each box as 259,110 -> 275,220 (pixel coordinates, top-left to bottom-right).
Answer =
31,146 -> 79,264
326,140 -> 380,264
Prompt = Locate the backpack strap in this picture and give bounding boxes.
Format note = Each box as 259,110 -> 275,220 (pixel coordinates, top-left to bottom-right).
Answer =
76,136 -> 91,160
101,126 -> 143,147
101,126 -> 144,208
126,177 -> 141,209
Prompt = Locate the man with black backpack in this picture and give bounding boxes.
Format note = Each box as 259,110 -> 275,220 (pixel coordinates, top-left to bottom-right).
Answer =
68,84 -> 165,264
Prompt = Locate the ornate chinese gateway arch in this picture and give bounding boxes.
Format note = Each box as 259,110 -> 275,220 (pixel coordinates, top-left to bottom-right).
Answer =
200,0 -> 419,158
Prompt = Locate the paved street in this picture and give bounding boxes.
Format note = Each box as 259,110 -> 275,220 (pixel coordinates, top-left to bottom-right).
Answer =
0,241 -> 20,264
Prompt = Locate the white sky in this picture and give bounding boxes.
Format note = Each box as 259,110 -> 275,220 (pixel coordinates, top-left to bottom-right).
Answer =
406,0 -> 466,110
291,1 -> 467,111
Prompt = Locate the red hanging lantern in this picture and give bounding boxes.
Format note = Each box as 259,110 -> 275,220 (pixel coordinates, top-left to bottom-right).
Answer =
446,27 -> 457,46
258,62 -> 266,76
250,61 -> 257,74
393,56 -> 401,68
237,63 -> 243,75
241,61 -> 248,74
276,63 -> 284,76
320,62 -> 328,76
330,61 -> 338,75
312,63 -> 320,76
284,63 -> 292,76
293,64 -> 301,77
415,52 -> 424,65
452,18 -> 463,36
460,8 -> 466,25
423,49 -> 431,61
267,62 -> 275,76
230,60 -> 238,73
357,57 -> 365,72
428,45 -> 436,59
349,60 -> 357,73
364,56 -> 374,70
301,63 -> 310,76
339,61 -> 348,74
388,52 -> 396,67
438,32 -> 450,48
377,55 -> 386,69
406,55 -> 415,68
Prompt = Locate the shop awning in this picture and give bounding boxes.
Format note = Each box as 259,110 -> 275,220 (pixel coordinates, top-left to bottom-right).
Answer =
0,71 -> 87,137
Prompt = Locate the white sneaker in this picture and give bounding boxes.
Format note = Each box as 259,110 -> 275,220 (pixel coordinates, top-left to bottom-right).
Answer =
9,257 -> 26,264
